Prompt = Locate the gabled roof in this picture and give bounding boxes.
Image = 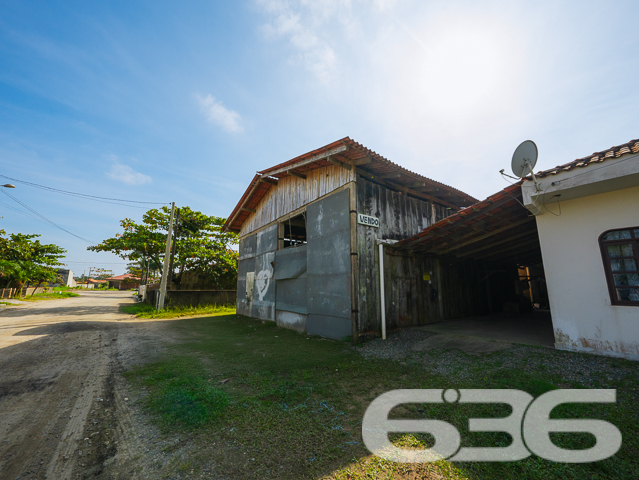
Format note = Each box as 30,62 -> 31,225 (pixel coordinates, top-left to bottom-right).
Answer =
223,137 -> 478,233
106,274 -> 140,281
533,138 -> 639,179
396,182 -> 542,265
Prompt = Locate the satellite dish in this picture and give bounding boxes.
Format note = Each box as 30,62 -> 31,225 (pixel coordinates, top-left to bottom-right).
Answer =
511,140 -> 538,178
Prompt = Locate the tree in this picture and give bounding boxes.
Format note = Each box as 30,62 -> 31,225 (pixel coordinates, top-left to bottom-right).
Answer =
88,206 -> 238,289
0,230 -> 66,292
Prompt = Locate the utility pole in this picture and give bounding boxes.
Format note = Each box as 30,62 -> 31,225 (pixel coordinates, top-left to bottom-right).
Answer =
88,267 -> 92,288
157,202 -> 176,310
167,208 -> 180,290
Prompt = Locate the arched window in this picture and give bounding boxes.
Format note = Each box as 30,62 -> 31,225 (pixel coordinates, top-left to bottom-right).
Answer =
599,228 -> 639,306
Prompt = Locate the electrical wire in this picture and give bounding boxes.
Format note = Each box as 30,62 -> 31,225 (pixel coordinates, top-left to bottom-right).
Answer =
1,189 -> 96,243
0,174 -> 169,207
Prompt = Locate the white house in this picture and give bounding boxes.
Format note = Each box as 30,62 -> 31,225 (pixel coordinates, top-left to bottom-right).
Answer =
522,138 -> 639,360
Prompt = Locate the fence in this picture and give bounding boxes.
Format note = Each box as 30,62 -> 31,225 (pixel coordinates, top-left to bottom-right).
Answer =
0,287 -> 53,298
144,289 -> 236,308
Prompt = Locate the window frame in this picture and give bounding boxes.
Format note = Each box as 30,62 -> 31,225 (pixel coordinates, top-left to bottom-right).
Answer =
599,227 -> 639,307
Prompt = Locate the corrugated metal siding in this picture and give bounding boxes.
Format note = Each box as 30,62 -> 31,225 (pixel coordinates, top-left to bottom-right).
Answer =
239,165 -> 355,237
356,177 -> 446,333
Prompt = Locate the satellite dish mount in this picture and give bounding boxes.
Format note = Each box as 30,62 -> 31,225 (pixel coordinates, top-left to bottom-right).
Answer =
511,140 -> 541,192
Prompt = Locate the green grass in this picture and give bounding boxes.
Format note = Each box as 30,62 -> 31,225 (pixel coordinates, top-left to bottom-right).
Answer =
124,314 -> 639,480
119,302 -> 236,319
18,291 -> 80,301
0,301 -> 16,305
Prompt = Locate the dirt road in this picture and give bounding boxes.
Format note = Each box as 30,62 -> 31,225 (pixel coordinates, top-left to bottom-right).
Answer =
0,291 -> 170,479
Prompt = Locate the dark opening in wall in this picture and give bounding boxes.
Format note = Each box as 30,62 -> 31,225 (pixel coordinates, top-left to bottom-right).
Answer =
282,213 -> 307,248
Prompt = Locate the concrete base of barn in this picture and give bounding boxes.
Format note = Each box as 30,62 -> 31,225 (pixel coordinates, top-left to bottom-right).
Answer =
412,311 -> 555,348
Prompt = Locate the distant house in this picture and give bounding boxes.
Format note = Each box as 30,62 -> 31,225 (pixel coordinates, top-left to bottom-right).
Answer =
106,274 -> 140,290
522,138 -> 639,360
56,269 -> 76,287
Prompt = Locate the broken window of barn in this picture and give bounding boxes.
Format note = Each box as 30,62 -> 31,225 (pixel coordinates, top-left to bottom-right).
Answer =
282,213 -> 307,248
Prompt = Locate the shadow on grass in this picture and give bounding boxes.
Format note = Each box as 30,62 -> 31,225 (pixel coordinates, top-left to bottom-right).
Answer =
121,313 -> 639,480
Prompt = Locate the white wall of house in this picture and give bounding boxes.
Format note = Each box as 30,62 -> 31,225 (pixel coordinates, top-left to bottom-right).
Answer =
533,184 -> 639,360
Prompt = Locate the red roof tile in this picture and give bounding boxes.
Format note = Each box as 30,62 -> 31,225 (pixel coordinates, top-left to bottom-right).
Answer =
533,139 -> 639,179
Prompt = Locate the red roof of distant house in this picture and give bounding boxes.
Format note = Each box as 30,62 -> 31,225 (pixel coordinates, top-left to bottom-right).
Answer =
106,274 -> 140,281
87,279 -> 107,284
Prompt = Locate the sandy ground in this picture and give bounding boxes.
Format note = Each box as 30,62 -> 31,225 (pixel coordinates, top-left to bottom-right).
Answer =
0,291 -> 174,480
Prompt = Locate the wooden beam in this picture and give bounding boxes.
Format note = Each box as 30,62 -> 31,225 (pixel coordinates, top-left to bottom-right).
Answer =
263,144 -> 348,177
474,237 -> 541,261
240,207 -> 256,214
286,169 -> 307,179
379,172 -> 402,179
399,195 -> 517,248
433,216 -> 534,255
434,216 -> 534,254
352,156 -> 373,166
403,181 -> 427,188
458,230 -> 538,258
327,155 -> 352,171
260,176 -> 278,185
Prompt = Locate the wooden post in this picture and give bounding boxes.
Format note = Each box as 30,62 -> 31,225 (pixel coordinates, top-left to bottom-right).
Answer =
349,182 -> 359,345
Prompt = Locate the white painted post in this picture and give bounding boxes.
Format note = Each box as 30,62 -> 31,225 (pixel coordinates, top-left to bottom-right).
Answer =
157,202 -> 176,310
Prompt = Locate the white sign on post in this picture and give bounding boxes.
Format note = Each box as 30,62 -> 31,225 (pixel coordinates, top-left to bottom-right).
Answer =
358,213 -> 380,228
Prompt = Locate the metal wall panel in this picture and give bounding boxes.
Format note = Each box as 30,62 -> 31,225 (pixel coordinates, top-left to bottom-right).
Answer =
306,314 -> 351,340
251,251 -> 275,320
306,189 -> 352,338
256,223 -> 278,255
276,310 -> 307,333
236,256 -> 255,316
239,234 -> 257,260
307,188 -> 350,239
274,245 -> 307,280
275,277 -> 308,314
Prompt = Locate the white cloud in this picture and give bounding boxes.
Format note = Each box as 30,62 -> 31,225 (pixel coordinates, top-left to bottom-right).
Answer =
106,163 -> 152,186
196,94 -> 244,133
257,0 -> 345,83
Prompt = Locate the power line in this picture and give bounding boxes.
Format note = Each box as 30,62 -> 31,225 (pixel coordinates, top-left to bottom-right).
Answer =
1,189 -> 96,244
0,174 -> 170,207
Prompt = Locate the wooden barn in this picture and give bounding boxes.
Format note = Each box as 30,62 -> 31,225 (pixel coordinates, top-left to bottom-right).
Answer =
223,138 -> 480,341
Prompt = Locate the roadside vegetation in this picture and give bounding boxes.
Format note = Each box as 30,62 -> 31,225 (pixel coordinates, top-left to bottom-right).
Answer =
120,302 -> 235,319
124,313 -> 639,479
18,290 -> 80,302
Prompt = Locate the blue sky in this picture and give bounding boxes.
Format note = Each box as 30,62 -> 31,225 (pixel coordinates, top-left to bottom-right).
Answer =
1,0 -> 638,275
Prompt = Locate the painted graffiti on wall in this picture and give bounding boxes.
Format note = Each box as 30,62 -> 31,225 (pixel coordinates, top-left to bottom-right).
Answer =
256,269 -> 272,301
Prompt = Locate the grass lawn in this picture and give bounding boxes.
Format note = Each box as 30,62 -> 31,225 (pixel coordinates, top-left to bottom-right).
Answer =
120,302 -> 236,319
124,312 -> 639,479
17,291 -> 80,302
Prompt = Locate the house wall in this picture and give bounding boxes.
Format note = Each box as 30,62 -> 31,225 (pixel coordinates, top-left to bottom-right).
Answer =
236,188 -> 352,340
535,185 -> 639,360
356,177 -> 450,333
239,165 -> 356,237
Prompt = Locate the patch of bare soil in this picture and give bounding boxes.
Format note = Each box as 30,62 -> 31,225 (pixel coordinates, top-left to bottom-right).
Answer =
0,291 -> 185,480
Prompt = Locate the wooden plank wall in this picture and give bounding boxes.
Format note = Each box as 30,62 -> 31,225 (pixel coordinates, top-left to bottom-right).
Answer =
356,177 -> 449,333
239,165 -> 356,237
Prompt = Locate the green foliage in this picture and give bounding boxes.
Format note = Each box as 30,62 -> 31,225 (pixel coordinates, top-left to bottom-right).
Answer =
88,206 -> 238,289
0,229 -> 66,290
